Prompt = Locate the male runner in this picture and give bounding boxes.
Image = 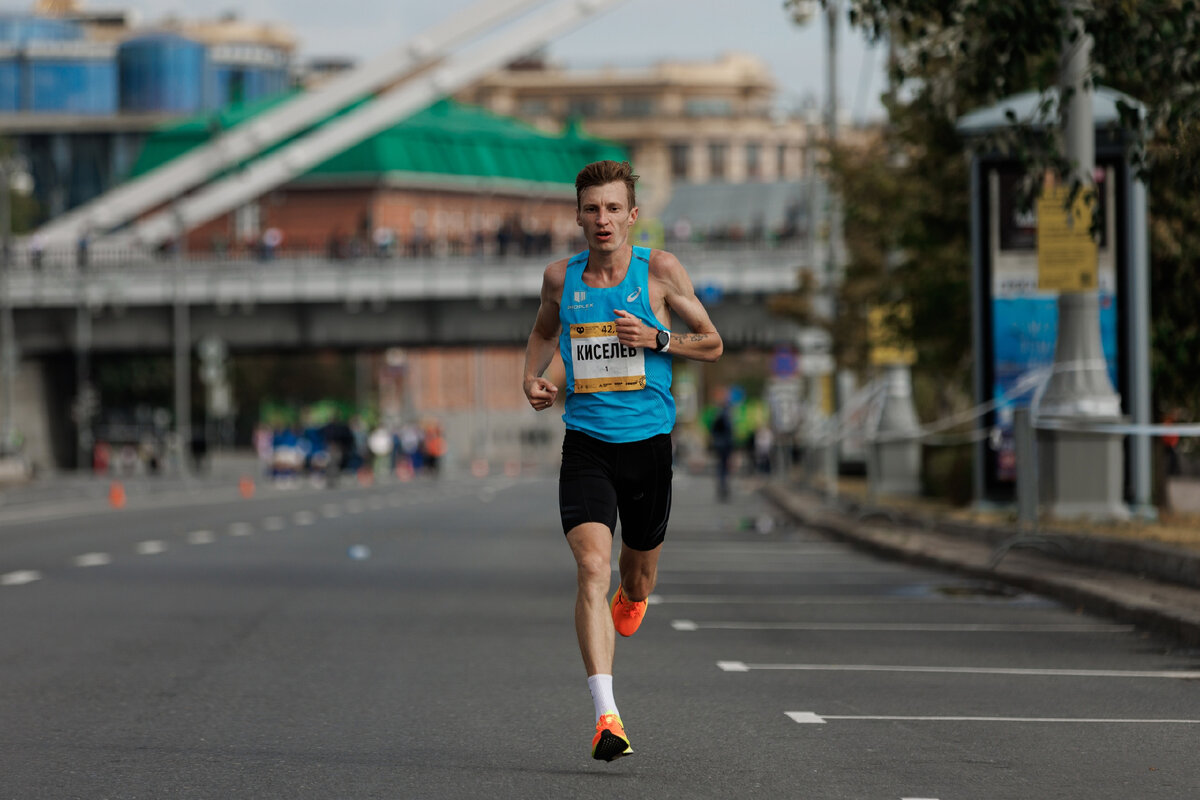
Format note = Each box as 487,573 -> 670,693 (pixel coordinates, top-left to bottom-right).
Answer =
522,160 -> 723,761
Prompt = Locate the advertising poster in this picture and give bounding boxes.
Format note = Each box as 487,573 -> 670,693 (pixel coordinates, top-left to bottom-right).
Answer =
989,168 -> 1120,482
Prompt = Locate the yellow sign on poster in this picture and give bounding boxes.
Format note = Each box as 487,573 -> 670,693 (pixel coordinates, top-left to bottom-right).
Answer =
1036,185 -> 1097,291
868,305 -> 916,366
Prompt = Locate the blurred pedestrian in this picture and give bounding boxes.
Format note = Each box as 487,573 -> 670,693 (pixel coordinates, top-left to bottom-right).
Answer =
709,396 -> 735,501
522,160 -> 723,762
1163,408 -> 1183,477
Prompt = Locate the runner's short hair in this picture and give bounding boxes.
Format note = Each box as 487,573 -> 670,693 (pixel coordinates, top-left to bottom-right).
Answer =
575,160 -> 638,210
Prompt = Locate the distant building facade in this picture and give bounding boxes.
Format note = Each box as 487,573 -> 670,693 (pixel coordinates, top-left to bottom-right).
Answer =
0,1 -> 295,221
456,52 -> 814,219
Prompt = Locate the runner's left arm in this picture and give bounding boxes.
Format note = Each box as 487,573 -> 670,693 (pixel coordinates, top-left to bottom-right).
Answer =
614,250 -> 722,362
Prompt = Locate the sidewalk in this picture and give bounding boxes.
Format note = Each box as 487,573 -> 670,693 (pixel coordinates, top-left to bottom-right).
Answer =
762,477 -> 1200,648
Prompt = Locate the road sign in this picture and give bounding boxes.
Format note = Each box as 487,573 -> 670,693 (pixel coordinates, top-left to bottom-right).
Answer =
1037,185 -> 1098,291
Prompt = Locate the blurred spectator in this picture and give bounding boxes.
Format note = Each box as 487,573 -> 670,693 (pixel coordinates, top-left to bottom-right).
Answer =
1164,408 -> 1184,476
399,422 -> 423,473
368,423 -> 394,479
253,423 -> 273,476
422,421 -> 446,476
260,227 -> 283,261
29,234 -> 44,269
373,226 -> 396,258
754,425 -> 773,474
709,396 -> 734,501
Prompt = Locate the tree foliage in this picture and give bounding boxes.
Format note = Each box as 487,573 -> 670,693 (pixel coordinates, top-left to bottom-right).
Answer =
788,0 -> 1200,419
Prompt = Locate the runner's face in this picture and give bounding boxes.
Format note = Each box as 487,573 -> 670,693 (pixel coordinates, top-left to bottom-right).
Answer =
577,182 -> 638,253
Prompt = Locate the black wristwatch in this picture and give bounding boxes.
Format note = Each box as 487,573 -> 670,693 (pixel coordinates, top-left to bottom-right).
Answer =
654,329 -> 671,352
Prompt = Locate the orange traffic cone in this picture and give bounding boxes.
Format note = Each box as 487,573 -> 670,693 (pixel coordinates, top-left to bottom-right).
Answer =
108,481 -> 126,509
238,476 -> 255,499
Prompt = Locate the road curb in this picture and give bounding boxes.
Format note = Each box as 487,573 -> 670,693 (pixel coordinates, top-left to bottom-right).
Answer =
762,483 -> 1200,648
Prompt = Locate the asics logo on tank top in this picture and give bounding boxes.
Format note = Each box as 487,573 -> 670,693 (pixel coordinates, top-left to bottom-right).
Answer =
626,287 -> 642,303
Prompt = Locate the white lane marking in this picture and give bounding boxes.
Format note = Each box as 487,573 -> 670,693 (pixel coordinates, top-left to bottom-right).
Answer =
367,497 -> 385,510
136,540 -> 166,555
646,593 -> 664,605
659,563 -> 906,574
652,594 -> 1036,606
321,504 -> 342,518
228,522 -> 254,537
788,711 -> 1200,725
263,516 -> 286,531
674,621 -> 1132,633
187,530 -> 216,545
2,570 -> 42,586
293,510 -> 316,526
74,552 -> 112,567
346,499 -> 365,514
719,662 -> 1200,679
668,544 -> 850,556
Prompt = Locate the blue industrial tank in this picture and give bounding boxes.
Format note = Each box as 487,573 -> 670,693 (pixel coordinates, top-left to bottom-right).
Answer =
119,33 -> 208,113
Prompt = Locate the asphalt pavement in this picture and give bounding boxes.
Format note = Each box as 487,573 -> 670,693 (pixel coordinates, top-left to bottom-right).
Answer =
762,479 -> 1200,648
2,461 -> 1199,798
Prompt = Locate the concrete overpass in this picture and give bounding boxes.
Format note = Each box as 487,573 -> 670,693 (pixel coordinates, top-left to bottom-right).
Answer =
5,242 -> 810,354
2,242 -> 816,472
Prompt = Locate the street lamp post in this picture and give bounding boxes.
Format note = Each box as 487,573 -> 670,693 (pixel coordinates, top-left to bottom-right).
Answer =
0,155 -> 30,455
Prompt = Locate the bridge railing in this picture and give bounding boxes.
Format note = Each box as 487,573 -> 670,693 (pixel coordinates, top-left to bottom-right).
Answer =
3,241 -> 810,309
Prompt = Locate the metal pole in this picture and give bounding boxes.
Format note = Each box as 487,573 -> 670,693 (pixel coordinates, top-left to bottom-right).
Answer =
173,227 -> 191,479
74,302 -> 92,471
968,155 -> 987,506
824,0 -> 842,487
1036,1 -> 1126,519
1127,160 -> 1153,514
0,160 -> 14,452
1040,2 -> 1119,418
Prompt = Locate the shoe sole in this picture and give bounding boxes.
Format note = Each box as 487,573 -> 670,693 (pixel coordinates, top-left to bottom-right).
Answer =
592,729 -> 633,762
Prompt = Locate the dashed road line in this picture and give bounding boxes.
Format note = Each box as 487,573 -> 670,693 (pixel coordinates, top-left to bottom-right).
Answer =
321,504 -> 342,518
136,540 -> 167,555
787,711 -> 1200,725
73,552 -> 112,567
228,522 -> 254,537
187,530 -> 216,545
293,510 -> 316,526
718,662 -> 1200,679
262,516 -> 286,531
2,570 -> 43,586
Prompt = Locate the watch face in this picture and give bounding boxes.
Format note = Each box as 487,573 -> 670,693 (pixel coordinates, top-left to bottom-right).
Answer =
656,330 -> 670,350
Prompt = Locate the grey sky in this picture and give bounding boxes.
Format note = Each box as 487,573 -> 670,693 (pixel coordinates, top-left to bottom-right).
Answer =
119,0 -> 888,122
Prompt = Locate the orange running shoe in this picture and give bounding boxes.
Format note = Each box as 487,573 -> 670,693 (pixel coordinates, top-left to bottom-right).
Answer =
591,713 -> 633,761
610,585 -> 647,637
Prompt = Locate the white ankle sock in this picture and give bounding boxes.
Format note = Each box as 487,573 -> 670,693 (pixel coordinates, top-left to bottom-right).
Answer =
587,674 -> 619,721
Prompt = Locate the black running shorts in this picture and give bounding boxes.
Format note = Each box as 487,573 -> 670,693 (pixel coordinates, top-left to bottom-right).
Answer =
558,429 -> 673,551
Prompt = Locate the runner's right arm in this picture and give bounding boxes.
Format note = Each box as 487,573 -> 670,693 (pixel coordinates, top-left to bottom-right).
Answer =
523,260 -> 566,411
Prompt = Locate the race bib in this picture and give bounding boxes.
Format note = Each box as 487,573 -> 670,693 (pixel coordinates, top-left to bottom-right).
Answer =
569,321 -> 646,393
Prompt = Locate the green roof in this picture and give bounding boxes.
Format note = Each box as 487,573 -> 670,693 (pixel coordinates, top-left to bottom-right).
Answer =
129,95 -> 627,188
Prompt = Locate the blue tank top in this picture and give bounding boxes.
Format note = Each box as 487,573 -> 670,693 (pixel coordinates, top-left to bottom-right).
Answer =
559,246 -> 675,443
